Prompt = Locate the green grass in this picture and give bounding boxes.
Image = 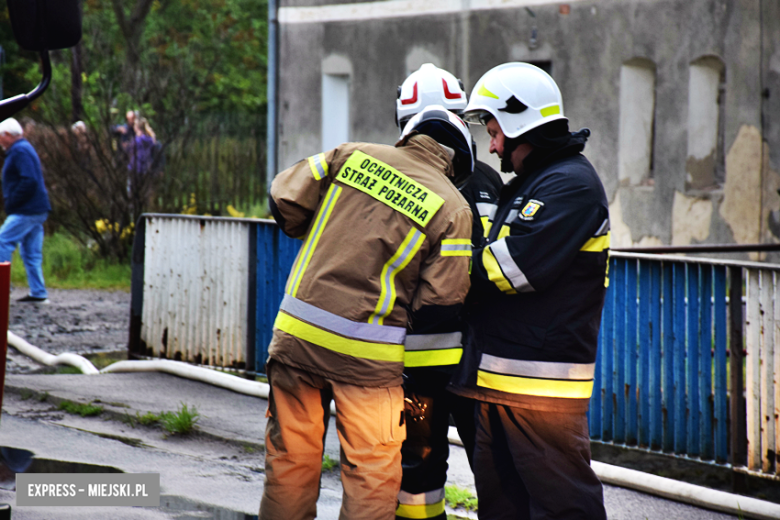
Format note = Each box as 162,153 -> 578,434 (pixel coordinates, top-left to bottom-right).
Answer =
321,454 -> 338,472
136,411 -> 161,426
445,485 -> 478,512
160,403 -> 200,435
10,232 -> 130,290
58,400 -> 103,417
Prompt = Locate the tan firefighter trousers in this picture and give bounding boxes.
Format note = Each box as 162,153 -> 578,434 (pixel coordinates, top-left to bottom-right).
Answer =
259,361 -> 406,520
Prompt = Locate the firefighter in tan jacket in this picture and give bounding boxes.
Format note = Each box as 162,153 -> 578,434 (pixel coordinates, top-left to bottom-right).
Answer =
259,106 -> 474,520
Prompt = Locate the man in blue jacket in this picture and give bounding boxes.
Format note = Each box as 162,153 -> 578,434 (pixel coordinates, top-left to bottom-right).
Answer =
0,118 -> 51,303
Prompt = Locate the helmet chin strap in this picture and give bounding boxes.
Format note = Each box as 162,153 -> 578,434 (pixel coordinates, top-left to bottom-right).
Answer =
500,134 -> 532,173
500,138 -> 521,173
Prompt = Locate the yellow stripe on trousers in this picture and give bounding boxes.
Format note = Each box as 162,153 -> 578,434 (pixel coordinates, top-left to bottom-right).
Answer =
285,184 -> 342,297
369,228 -> 425,325
477,370 -> 594,399
396,500 -> 446,519
274,312 -> 405,362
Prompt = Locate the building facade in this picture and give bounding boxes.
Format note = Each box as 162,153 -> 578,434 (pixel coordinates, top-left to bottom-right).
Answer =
275,0 -> 780,257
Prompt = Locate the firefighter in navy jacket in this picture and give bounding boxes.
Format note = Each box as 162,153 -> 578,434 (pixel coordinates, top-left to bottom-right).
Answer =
450,62 -> 609,520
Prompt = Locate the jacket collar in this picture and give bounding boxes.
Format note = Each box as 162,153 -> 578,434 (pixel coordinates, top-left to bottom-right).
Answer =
395,133 -> 454,177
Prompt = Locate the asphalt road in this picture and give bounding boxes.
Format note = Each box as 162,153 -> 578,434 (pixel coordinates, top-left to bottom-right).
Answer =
0,371 -> 742,519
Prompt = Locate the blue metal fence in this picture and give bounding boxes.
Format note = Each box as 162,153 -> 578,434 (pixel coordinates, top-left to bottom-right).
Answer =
254,223 -> 301,371
590,254 -> 731,464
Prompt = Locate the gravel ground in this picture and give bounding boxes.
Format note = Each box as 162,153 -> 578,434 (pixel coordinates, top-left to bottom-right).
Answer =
6,287 -> 130,374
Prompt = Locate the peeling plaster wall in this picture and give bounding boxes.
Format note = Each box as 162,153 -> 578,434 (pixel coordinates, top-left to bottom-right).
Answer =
671,191 -> 712,246
277,0 -> 777,258
720,125 -> 762,245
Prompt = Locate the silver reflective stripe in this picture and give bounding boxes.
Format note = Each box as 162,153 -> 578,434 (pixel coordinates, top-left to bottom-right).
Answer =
505,209 -> 519,224
490,239 -> 534,293
405,332 -> 462,351
286,184 -> 341,295
372,229 -> 425,323
280,294 -> 406,344
480,353 -> 596,380
397,488 -> 445,505
595,218 -> 610,237
441,243 -> 471,253
476,202 -> 498,220
313,154 -> 327,178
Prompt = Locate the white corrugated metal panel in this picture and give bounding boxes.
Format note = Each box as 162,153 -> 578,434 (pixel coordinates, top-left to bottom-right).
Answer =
141,216 -> 250,368
745,268 -> 780,476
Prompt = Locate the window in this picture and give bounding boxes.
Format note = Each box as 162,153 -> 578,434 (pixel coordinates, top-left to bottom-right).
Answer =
528,60 -> 552,76
322,74 -> 350,151
686,56 -> 725,190
618,59 -> 656,186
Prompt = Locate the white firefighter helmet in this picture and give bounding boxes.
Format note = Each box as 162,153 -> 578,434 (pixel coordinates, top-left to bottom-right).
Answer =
400,104 -> 475,186
463,62 -> 566,139
396,63 -> 468,131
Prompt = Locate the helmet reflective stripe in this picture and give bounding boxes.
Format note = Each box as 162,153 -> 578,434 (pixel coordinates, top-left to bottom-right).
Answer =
396,63 -> 468,130
463,62 -> 567,139
400,105 -> 475,177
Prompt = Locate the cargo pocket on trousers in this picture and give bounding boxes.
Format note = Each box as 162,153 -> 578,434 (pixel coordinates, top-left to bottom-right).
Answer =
379,386 -> 405,445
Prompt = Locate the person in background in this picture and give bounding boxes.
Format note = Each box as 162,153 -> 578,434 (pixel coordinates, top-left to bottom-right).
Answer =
113,109 -> 137,149
451,62 -> 610,520
0,118 -> 51,304
129,117 -> 156,176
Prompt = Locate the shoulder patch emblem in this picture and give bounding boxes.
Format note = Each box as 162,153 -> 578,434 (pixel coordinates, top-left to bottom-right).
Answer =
519,199 -> 544,220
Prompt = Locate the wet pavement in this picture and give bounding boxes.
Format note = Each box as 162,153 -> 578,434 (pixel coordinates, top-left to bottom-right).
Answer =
0,370 -> 743,519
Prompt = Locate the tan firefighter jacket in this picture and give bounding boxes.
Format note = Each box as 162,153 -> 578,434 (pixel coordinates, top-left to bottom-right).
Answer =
268,134 -> 472,387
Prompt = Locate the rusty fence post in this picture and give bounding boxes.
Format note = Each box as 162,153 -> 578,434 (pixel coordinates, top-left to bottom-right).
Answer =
729,265 -> 747,492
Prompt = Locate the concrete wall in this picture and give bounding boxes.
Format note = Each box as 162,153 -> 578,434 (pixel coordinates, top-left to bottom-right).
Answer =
276,0 -> 780,259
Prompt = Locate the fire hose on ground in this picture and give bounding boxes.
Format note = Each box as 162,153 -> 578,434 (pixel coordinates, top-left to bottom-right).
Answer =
6,330 -> 780,520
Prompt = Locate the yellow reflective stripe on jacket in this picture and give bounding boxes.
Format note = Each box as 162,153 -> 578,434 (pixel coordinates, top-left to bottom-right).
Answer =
286,184 -> 342,296
497,224 -> 511,240
274,312 -> 405,363
307,153 -> 328,180
336,150 -> 444,227
404,331 -> 462,367
490,239 -> 534,293
476,202 -> 497,238
581,232 -> 610,252
480,353 -> 596,380
280,294 -> 406,345
477,370 -> 594,399
481,216 -> 493,237
396,500 -> 446,519
405,348 -> 462,367
369,228 -> 426,325
482,246 -> 517,294
440,238 -> 471,257
477,354 -> 596,399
